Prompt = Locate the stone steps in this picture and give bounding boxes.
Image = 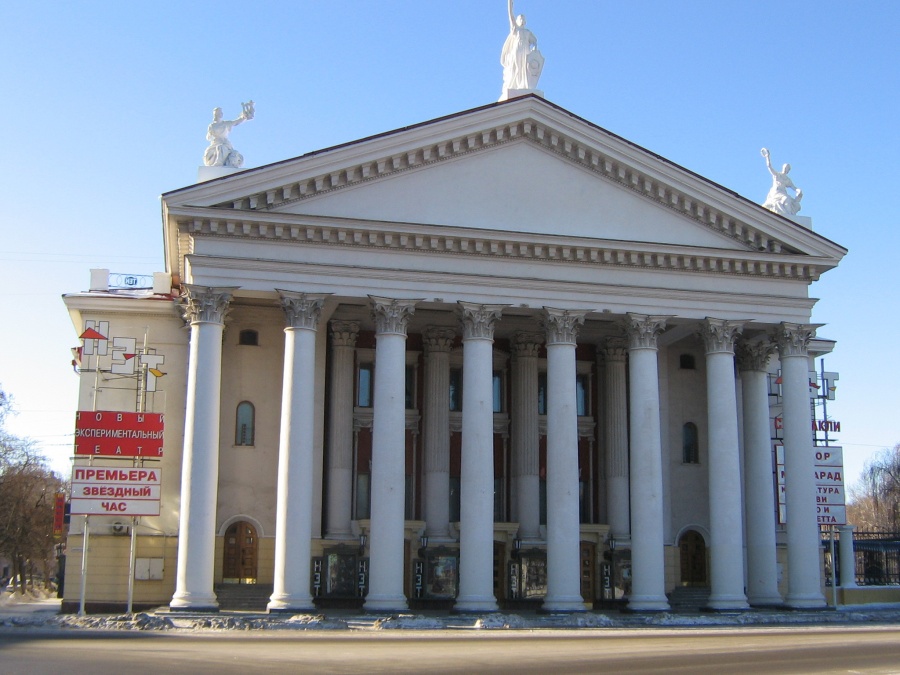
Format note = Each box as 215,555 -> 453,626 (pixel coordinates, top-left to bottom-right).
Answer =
667,586 -> 710,612
214,584 -> 273,611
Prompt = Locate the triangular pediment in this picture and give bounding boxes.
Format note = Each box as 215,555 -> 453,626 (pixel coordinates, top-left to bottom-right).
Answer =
271,141 -> 743,250
164,96 -> 845,266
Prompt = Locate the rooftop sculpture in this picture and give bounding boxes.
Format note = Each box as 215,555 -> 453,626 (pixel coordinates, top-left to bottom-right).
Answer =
203,101 -> 255,168
760,147 -> 802,217
500,0 -> 544,100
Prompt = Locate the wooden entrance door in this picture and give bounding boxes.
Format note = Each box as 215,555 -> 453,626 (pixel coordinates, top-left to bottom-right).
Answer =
223,521 -> 258,584
679,530 -> 707,586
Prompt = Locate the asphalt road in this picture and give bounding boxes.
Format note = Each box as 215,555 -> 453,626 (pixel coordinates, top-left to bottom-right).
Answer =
1,625 -> 899,674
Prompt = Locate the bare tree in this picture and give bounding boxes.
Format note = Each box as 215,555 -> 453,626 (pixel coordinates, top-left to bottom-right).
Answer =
0,385 -> 66,594
848,444 -> 900,533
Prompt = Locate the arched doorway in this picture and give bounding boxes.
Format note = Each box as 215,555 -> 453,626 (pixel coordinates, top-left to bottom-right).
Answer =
679,530 -> 708,586
223,521 -> 258,584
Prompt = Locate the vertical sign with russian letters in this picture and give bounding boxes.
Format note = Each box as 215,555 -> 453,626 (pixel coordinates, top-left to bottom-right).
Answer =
53,493 -> 67,536
775,444 -> 846,525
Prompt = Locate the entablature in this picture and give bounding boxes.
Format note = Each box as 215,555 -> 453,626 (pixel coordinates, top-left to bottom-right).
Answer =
170,207 -> 831,285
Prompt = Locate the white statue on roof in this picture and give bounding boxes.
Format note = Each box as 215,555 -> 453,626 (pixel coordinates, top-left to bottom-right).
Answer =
760,147 -> 802,216
203,101 -> 255,168
500,0 -> 544,101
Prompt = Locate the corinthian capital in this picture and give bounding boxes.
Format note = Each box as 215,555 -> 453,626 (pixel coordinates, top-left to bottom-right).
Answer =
776,322 -> 820,358
278,290 -> 330,330
542,308 -> 588,346
512,331 -> 544,358
458,302 -> 506,340
423,326 -> 456,353
735,339 -> 776,372
330,320 -> 359,347
700,318 -> 745,355
370,296 -> 420,336
599,336 -> 628,363
180,284 -> 238,325
623,313 -> 670,350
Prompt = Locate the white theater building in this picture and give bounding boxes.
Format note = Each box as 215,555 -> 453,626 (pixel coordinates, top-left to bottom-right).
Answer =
62,93 -> 846,614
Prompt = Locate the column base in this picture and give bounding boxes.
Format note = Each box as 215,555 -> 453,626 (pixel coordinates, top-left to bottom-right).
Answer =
626,596 -> 670,612
169,591 -> 219,611
267,594 -> 315,613
706,594 -> 750,611
363,595 -> 409,612
540,596 -> 587,613
454,596 -> 499,613
747,594 -> 784,608
784,593 -> 828,609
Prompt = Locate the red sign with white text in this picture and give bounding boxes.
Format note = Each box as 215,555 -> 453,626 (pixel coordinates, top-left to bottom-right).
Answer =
74,411 -> 164,457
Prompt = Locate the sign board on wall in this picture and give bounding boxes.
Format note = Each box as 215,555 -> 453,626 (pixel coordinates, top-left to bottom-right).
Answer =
775,445 -> 846,525
74,411 -> 164,457
70,467 -> 162,516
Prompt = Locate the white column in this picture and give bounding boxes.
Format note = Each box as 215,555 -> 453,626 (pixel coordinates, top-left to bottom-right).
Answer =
325,321 -> 359,540
777,322 -> 827,608
542,309 -> 588,612
736,339 -> 783,606
170,285 -> 236,611
364,296 -> 419,611
511,332 -> 543,541
838,525 -> 857,588
700,318 -> 749,610
423,327 -> 456,539
455,302 -> 506,612
601,338 -> 630,543
624,313 -> 671,612
268,292 -> 329,612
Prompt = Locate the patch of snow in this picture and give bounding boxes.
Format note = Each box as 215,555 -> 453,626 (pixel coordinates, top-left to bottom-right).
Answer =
373,614 -> 445,630
475,614 -> 530,629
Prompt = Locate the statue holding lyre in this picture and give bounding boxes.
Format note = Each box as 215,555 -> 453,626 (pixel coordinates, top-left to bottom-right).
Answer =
203,101 -> 255,168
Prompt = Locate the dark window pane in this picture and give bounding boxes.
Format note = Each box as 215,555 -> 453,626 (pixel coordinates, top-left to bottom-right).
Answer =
358,364 -> 373,408
538,372 -> 548,415
449,368 -> 463,411
576,374 -> 588,416
683,422 -> 699,463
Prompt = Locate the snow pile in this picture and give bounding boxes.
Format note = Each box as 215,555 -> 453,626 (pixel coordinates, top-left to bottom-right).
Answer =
373,614 -> 445,630
59,613 -> 174,631
283,614 -> 348,630
475,613 -> 530,629
186,616 -> 269,630
555,612 -> 617,628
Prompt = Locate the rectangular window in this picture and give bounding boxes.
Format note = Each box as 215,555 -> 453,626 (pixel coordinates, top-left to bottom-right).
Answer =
355,473 -> 371,519
449,476 -> 461,522
492,371 -> 503,413
494,477 -> 503,522
576,373 -> 588,416
405,365 -> 415,410
449,368 -> 463,411
357,364 -> 374,408
537,372 -> 548,415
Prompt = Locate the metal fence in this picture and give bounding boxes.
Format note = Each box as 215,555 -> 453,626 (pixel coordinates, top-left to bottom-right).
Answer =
823,531 -> 900,586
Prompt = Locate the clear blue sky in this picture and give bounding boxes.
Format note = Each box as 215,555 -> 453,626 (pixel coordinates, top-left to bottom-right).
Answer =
2,1 -> 897,492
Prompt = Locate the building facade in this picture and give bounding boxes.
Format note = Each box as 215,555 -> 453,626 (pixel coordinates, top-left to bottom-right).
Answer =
62,96 -> 846,613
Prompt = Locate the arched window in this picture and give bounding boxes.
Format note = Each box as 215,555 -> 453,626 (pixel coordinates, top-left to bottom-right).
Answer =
235,401 -> 255,446
682,422 -> 699,464
239,329 -> 259,346
679,354 -> 696,370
